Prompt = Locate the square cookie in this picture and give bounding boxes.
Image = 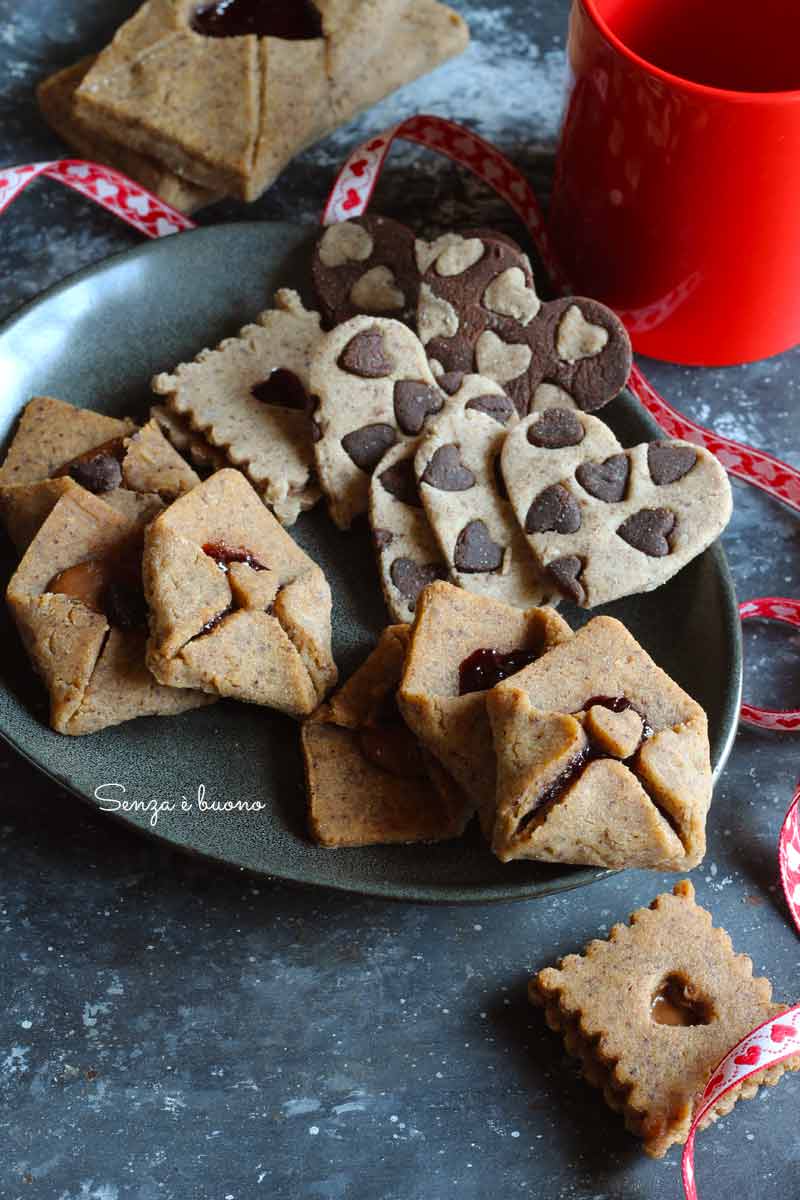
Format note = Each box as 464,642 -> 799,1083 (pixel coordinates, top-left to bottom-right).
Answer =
6,487 -> 212,735
531,881 -> 800,1158
398,580 -> 572,821
486,616 -> 712,868
303,624 -> 470,847
143,469 -> 336,716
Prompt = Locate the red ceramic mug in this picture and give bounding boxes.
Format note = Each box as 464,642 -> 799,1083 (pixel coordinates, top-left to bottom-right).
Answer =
549,0 -> 800,366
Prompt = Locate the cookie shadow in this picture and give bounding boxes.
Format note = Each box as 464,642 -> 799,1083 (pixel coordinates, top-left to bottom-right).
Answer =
487,977 -> 642,1179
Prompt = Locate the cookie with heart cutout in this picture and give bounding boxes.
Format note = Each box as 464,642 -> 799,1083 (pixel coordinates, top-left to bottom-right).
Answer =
414,391 -> 559,610
152,288 -> 322,526
397,580 -> 573,819
310,315 -> 447,530
501,408 -> 733,608
485,615 -> 713,869
303,623 -> 472,847
142,469 -> 336,716
312,214 -> 420,328
417,232 -> 632,416
368,374 -> 518,622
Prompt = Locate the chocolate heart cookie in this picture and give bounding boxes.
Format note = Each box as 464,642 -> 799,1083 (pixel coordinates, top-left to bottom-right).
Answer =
501,410 -> 733,607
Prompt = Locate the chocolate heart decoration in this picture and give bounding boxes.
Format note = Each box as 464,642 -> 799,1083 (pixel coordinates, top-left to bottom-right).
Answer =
453,519 -> 504,573
501,409 -> 732,608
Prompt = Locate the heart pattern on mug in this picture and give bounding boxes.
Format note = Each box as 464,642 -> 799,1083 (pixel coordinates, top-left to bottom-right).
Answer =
312,216 -> 632,416
500,410 -> 733,607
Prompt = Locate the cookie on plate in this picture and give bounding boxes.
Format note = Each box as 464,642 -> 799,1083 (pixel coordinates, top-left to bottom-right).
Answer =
0,397 -> 198,553
143,469 -> 336,716
150,404 -> 228,472
72,0 -> 468,202
37,56 -> 219,214
531,881 -> 800,1158
486,616 -> 712,868
303,624 -> 471,847
310,315 -> 445,529
152,289 -> 322,525
398,581 -> 572,817
6,487 -> 212,735
414,398 -> 558,610
501,408 -> 733,607
312,215 -> 420,328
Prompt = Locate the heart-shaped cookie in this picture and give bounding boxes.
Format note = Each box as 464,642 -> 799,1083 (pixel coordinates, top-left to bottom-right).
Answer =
312,214 -> 420,327
414,382 -> 557,609
501,410 -> 733,607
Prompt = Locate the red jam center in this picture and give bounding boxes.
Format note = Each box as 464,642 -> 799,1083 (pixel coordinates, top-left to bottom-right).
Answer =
203,542 -> 267,571
191,0 -> 322,39
458,647 -> 538,696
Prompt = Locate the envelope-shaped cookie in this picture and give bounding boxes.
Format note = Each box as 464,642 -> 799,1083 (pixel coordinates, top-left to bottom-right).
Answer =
72,0 -> 469,202
501,408 -> 733,607
303,624 -> 471,846
152,289 -> 322,525
6,487 -> 212,735
398,580 -> 572,818
486,616 -> 712,869
143,469 -> 336,715
311,316 -> 447,529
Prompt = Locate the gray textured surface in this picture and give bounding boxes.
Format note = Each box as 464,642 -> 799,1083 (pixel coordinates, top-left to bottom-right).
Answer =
0,2 -> 798,1198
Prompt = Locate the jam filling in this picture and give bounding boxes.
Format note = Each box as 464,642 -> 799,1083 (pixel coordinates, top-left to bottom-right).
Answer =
515,696 -> 654,835
251,368 -> 309,411
203,542 -> 267,572
458,647 -> 538,695
47,558 -> 147,630
190,0 -> 323,40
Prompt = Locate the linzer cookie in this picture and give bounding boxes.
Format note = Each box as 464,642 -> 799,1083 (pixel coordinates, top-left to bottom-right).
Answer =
152,290 -> 322,525
414,397 -> 557,609
0,397 -> 197,553
303,624 -> 470,846
6,488 -> 212,735
398,581 -> 572,818
501,409 -> 733,607
71,0 -> 469,202
310,315 -> 445,529
150,404 -> 227,472
486,616 -> 712,868
37,56 -> 219,214
531,881 -> 800,1158
143,469 -> 336,716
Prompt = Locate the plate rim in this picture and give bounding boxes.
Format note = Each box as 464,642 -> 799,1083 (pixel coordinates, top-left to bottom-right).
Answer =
0,222 -> 744,903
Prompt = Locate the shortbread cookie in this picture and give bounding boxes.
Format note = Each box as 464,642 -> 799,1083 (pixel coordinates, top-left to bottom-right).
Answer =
150,404 -> 228,472
369,439 -> 448,623
312,215 -> 420,328
398,581 -> 572,816
303,624 -> 471,846
73,0 -> 469,202
310,316 -> 445,529
502,409 -> 733,607
486,616 -> 711,867
6,488 -> 212,735
37,56 -> 219,214
531,881 -> 800,1158
415,401 -> 557,609
143,469 -> 336,716
152,290 -> 322,525
0,397 -> 193,553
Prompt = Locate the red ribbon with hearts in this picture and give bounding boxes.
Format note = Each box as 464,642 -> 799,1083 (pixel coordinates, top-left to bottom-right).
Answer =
3,128 -> 799,1200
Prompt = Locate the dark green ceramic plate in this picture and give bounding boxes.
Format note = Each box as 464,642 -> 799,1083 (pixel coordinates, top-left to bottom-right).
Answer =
0,222 -> 742,902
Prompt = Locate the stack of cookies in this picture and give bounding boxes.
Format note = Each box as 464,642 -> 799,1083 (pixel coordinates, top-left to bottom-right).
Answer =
37,0 -> 470,212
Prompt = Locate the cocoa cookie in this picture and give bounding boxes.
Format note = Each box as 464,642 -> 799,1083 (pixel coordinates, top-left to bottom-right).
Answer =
143,469 -> 337,716
303,624 -> 471,847
71,0 -> 468,203
6,488 -> 213,735
416,228 -> 632,415
414,390 -> 557,609
501,410 -> 733,607
310,315 -> 445,529
152,289 -> 322,526
531,881 -> 800,1158
312,215 -> 420,328
397,580 -> 572,820
486,615 -> 712,868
